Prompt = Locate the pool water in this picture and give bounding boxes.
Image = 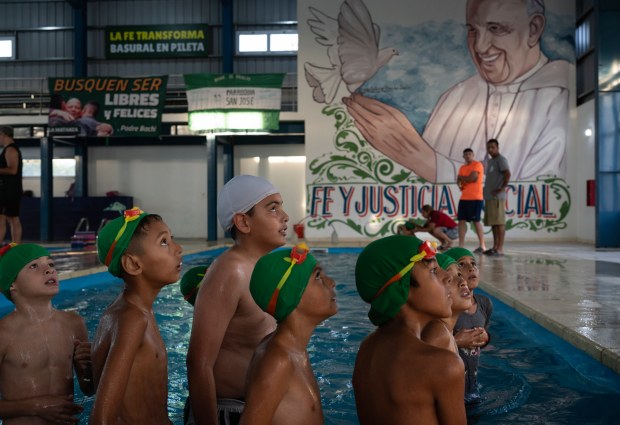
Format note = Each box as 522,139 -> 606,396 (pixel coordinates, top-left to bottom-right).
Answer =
3,249 -> 620,424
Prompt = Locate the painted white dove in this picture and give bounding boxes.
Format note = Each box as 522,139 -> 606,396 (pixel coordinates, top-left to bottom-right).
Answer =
305,0 -> 399,104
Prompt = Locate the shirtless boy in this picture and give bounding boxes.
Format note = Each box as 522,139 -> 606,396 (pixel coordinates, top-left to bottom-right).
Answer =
422,253 -> 473,354
354,235 -> 466,425
0,243 -> 93,424
90,208 -> 183,424
186,175 -> 288,425
240,243 -> 337,425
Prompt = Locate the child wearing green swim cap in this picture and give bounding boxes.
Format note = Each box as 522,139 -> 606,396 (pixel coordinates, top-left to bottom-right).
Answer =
91,208 -> 183,425
421,253 -> 474,354
240,243 -> 337,425
445,247 -> 493,405
0,243 -> 94,423
353,235 -> 466,425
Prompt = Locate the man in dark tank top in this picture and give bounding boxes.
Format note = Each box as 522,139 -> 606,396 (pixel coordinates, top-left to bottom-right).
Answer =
0,126 -> 24,244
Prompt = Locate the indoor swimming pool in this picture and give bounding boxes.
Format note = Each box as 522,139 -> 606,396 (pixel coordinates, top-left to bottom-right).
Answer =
2,247 -> 620,424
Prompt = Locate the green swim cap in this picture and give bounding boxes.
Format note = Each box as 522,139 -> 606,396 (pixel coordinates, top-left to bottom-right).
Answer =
250,243 -> 317,323
97,207 -> 148,277
180,265 -> 208,306
404,221 -> 415,230
0,243 -> 51,301
355,235 -> 437,326
444,247 -> 474,262
435,253 -> 456,270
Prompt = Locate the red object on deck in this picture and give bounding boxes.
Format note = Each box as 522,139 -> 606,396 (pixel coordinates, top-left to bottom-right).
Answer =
293,224 -> 305,238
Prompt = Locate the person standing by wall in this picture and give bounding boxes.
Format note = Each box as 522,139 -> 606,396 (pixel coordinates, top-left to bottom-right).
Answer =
0,126 -> 23,244
457,148 -> 486,253
483,139 -> 510,256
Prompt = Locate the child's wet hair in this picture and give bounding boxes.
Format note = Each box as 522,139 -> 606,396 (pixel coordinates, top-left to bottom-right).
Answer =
125,214 -> 164,255
409,258 -> 435,288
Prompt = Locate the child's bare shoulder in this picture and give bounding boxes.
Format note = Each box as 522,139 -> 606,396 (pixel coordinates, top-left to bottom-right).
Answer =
201,248 -> 254,291
252,337 -> 294,380
0,312 -> 18,351
422,344 -> 464,377
54,309 -> 85,325
421,320 -> 453,351
102,299 -> 150,335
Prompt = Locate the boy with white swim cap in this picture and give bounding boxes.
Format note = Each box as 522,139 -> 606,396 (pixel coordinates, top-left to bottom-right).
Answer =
186,175 -> 289,425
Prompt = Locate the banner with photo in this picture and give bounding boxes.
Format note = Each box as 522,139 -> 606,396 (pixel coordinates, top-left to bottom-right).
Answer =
48,76 -> 168,137
184,73 -> 285,132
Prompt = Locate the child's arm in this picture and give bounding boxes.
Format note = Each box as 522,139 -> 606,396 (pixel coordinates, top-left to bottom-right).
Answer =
89,308 -> 148,425
416,220 -> 435,233
434,355 -> 466,425
70,313 -> 95,396
239,346 -> 292,425
186,266 -> 244,425
0,395 -> 83,422
454,327 -> 488,349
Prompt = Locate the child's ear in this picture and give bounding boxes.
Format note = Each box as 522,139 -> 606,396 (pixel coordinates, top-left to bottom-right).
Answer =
120,253 -> 142,276
232,213 -> 251,235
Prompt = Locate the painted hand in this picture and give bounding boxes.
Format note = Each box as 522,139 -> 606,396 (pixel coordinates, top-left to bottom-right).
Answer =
342,93 -> 437,181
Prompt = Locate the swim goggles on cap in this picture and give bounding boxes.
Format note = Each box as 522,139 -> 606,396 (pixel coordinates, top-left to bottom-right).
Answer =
266,243 -> 310,316
103,207 -> 144,267
371,240 -> 437,301
0,242 -> 17,257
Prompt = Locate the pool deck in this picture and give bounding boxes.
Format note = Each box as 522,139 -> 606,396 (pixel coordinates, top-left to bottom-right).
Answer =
50,238 -> 620,374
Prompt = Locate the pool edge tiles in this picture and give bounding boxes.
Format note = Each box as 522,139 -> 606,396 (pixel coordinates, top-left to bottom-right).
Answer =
480,280 -> 620,375
481,288 -> 620,392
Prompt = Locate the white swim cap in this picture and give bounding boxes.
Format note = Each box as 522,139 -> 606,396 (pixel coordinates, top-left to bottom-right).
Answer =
217,175 -> 280,231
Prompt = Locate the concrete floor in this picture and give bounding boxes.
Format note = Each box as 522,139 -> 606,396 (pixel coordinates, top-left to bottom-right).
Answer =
51,238 -> 620,374
473,241 -> 620,375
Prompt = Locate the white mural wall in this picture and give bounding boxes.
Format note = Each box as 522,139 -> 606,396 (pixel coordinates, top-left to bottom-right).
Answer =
298,0 -> 575,241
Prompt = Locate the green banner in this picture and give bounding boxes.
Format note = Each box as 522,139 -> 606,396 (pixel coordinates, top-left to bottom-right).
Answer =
105,24 -> 209,59
48,76 -> 168,137
184,73 -> 285,132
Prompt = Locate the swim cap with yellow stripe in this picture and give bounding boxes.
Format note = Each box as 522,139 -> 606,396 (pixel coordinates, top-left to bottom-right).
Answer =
250,243 -> 317,323
355,235 -> 437,326
97,207 -> 148,277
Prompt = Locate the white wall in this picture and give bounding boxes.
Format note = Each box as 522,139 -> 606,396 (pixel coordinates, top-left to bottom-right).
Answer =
89,145 -> 209,239
81,142 -> 306,240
